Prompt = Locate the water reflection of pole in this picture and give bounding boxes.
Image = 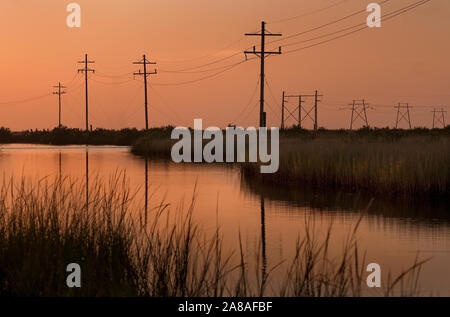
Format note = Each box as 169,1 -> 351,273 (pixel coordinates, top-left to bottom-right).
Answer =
144,158 -> 149,226
58,150 -> 62,183
260,195 -> 267,282
85,148 -> 89,212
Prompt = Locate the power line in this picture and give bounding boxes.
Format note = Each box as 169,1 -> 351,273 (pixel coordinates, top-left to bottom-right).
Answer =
0,93 -> 52,106
275,0 -> 428,51
148,84 -> 184,125
283,0 -> 432,55
431,108 -> 447,129
152,60 -> 246,86
52,82 -> 67,128
229,76 -> 260,125
156,37 -> 247,64
90,77 -> 136,85
133,54 -> 157,130
240,100 -> 259,125
77,53 -> 96,131
158,60 -> 247,74
95,71 -> 134,79
268,0 -> 391,46
245,21 -> 282,127
268,0 -> 353,24
394,103 -> 412,129
345,99 -> 370,130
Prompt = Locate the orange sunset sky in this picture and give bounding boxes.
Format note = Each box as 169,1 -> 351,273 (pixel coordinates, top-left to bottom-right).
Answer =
0,0 -> 449,130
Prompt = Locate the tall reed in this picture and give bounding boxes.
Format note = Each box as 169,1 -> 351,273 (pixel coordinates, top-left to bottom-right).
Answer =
0,175 -> 428,296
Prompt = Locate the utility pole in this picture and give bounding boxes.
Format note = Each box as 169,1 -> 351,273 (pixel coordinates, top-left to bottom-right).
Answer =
245,21 -> 282,127
348,99 -> 370,130
313,90 -> 323,131
77,54 -> 95,131
298,96 -> 303,129
431,108 -> 447,129
281,91 -> 285,130
282,92 -> 322,130
53,82 -> 67,128
133,54 -> 157,130
395,103 -> 412,129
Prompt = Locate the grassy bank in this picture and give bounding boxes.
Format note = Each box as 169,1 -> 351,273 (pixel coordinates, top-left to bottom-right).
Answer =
0,176 -> 425,296
0,126 -> 173,146
132,127 -> 450,199
241,130 -> 450,199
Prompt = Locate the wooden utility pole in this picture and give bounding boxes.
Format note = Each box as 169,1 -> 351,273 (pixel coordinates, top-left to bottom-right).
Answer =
77,54 -> 95,131
133,54 -> 157,130
245,21 -> 282,127
52,82 -> 66,127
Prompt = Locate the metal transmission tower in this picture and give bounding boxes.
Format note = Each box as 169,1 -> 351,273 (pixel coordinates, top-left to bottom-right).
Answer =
245,21 -> 282,127
431,108 -> 447,129
348,99 -> 370,130
133,54 -> 157,130
394,102 -> 412,129
53,82 -> 67,127
77,54 -> 95,131
281,91 -> 322,130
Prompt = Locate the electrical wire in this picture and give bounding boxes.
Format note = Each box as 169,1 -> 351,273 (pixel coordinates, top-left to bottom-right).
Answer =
268,0 -> 353,24
152,60 -> 249,86
268,0 -> 391,46
283,0 -> 432,55
229,76 -> 260,124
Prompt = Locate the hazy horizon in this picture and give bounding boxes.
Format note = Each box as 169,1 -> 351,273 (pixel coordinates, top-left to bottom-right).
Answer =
1,0 -> 449,130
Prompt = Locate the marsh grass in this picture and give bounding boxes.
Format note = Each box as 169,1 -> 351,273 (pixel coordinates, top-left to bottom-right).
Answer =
242,134 -> 450,199
132,129 -> 449,199
0,175 -> 429,296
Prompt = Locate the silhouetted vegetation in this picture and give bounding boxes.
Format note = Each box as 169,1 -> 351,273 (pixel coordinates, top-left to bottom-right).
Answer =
132,127 -> 450,200
242,129 -> 450,200
0,176 -> 426,296
0,126 -> 173,146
